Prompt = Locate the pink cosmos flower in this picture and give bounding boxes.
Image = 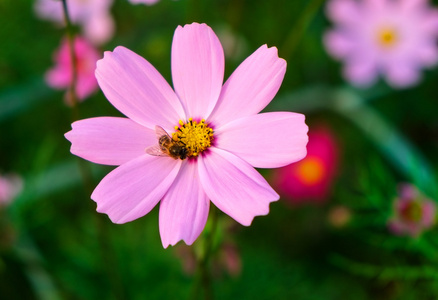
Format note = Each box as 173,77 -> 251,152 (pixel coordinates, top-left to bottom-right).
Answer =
65,23 -> 308,248
46,36 -> 100,104
35,0 -> 114,45
388,184 -> 436,237
0,174 -> 23,206
272,126 -> 338,203
324,0 -> 438,88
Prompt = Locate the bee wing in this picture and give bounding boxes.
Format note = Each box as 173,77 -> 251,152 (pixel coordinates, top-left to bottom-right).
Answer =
155,125 -> 171,139
145,145 -> 167,157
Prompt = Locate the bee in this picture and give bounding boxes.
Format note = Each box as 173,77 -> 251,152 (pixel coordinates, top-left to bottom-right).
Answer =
146,125 -> 188,160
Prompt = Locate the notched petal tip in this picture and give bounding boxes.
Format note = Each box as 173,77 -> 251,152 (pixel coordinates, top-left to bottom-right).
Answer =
95,46 -> 128,73
240,196 -> 279,227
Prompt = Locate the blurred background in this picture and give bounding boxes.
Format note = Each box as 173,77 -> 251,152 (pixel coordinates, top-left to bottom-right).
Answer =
1,0 -> 438,299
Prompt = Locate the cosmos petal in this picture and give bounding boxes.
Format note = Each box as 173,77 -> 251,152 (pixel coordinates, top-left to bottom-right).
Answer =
159,161 -> 209,248
385,62 -> 421,88
96,46 -> 185,131
324,30 -> 357,59
344,58 -> 378,87
215,112 -> 308,168
171,23 -> 224,119
208,45 -> 286,128
65,117 -> 156,166
399,0 -> 428,14
91,155 -> 182,224
415,43 -> 438,66
83,13 -> 115,45
198,147 -> 279,226
326,0 -> 361,25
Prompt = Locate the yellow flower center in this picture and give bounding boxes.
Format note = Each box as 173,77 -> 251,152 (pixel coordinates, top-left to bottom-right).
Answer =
401,200 -> 423,223
172,118 -> 214,157
295,157 -> 325,185
377,28 -> 398,48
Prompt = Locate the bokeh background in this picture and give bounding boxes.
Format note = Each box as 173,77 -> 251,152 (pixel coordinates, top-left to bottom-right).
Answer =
1,0 -> 438,299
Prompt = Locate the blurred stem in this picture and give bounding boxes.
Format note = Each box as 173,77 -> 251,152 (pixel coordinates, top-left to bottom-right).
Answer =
192,207 -> 218,300
60,1 -> 126,300
280,0 -> 325,59
61,0 -> 79,117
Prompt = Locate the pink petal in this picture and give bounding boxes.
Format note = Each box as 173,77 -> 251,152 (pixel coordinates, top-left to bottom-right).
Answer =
45,66 -> 70,89
324,30 -> 356,59
65,117 -> 156,166
171,23 -> 224,119
208,45 -> 286,128
384,62 -> 420,88
214,112 -> 308,168
159,161 -> 209,248
198,147 -> 279,226
399,0 -> 428,13
76,72 -> 98,100
83,13 -> 114,45
363,0 -> 387,13
419,10 -> 438,35
414,43 -> 438,66
326,0 -> 361,25
343,58 -> 378,87
92,155 -> 182,223
95,46 -> 185,131
421,201 -> 436,227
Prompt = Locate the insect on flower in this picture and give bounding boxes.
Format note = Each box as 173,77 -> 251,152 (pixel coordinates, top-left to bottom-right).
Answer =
146,125 -> 189,160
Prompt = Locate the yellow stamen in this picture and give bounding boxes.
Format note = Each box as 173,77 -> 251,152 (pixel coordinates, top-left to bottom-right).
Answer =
377,28 -> 398,48
172,118 -> 214,157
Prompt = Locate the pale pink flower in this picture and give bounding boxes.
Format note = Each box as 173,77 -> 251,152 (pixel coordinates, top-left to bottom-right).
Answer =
46,36 -> 100,104
35,0 -> 114,45
324,0 -> 438,88
128,0 -> 160,4
388,184 -> 436,237
0,174 -> 23,206
65,23 -> 308,248
272,126 -> 338,203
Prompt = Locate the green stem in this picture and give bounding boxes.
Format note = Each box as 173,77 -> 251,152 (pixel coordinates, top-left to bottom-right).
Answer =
60,1 -> 126,300
192,207 -> 219,300
280,0 -> 325,59
61,0 -> 79,117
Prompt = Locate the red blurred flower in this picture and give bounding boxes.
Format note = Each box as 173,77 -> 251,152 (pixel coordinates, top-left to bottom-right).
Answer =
272,126 -> 339,203
388,184 -> 436,237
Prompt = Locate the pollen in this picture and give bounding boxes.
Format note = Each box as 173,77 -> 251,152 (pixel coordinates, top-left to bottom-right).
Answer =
172,118 -> 214,157
377,28 -> 398,48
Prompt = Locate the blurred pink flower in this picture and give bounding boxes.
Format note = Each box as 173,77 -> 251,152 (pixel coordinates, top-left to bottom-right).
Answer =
272,126 -> 338,203
34,0 -> 114,45
65,23 -> 308,248
388,184 -> 436,237
324,0 -> 438,88
0,174 -> 23,206
46,36 -> 100,104
128,0 -> 161,4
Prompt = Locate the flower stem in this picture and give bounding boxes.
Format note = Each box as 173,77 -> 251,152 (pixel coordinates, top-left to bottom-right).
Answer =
61,0 -> 79,116
60,1 -> 126,299
192,207 -> 219,300
280,0 -> 325,59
